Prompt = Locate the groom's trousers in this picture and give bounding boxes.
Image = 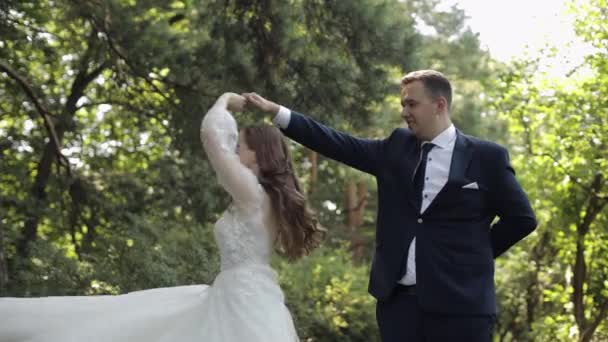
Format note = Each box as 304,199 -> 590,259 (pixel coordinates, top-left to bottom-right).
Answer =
376,285 -> 496,342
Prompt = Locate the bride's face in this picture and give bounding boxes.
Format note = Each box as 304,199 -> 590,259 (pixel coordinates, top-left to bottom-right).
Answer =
238,131 -> 258,174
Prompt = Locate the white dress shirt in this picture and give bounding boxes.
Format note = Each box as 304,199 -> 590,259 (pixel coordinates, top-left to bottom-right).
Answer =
398,124 -> 456,285
272,106 -> 457,286
273,105 -> 292,129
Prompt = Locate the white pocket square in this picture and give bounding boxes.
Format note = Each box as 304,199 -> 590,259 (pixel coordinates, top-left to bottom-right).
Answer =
462,182 -> 479,190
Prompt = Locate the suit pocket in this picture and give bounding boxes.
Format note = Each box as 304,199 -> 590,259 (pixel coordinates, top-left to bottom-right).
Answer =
444,180 -> 488,212
449,178 -> 487,191
451,251 -> 492,265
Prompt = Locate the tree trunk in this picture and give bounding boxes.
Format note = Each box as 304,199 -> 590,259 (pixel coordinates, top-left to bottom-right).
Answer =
17,136 -> 63,259
345,180 -> 358,230
345,180 -> 369,261
572,235 -> 587,330
572,174 -> 607,342
354,181 -> 368,226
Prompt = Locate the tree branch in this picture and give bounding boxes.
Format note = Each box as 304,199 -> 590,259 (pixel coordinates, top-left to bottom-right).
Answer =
579,174 -> 607,234
85,10 -> 218,104
0,60 -> 70,172
584,300 -> 608,340
89,19 -> 178,105
15,24 -> 108,259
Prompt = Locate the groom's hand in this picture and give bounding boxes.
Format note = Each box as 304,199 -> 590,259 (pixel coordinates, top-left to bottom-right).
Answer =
242,92 -> 280,115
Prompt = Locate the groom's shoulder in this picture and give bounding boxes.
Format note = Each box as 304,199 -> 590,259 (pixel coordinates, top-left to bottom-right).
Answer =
384,127 -> 416,147
461,133 -> 508,155
389,127 -> 416,141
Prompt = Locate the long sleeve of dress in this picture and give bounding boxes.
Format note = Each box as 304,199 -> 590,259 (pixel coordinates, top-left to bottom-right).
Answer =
200,93 -> 262,208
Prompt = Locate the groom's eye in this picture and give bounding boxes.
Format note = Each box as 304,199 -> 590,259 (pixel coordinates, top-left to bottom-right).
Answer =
402,100 -> 417,109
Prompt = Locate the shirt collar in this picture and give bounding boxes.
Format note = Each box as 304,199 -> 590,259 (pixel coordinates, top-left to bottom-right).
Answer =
429,124 -> 456,149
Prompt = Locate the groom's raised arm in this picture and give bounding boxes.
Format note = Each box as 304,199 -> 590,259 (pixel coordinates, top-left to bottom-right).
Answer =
274,106 -> 386,175
244,92 -> 387,176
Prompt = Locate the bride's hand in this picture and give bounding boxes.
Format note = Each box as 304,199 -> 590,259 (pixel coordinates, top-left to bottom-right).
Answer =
242,92 -> 280,114
226,93 -> 246,112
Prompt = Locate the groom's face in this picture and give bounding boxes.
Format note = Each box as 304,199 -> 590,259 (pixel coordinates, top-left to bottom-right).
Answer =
400,81 -> 438,140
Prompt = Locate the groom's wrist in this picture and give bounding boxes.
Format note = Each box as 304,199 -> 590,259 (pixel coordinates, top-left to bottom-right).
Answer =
272,105 -> 292,129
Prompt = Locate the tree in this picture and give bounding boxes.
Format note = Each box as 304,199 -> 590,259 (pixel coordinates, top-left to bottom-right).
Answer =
488,1 -> 607,340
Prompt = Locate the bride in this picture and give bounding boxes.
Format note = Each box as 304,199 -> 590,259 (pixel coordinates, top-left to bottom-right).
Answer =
0,92 -> 325,341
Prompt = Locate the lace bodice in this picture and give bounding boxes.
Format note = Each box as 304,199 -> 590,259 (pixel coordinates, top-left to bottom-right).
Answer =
200,93 -> 276,270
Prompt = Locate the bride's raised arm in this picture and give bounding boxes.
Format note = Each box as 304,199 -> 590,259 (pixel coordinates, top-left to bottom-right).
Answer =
200,93 -> 261,208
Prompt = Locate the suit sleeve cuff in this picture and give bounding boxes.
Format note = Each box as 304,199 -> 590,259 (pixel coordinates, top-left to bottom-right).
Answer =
272,105 -> 291,129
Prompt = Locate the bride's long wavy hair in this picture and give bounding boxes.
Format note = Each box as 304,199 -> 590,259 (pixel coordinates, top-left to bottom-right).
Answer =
243,125 -> 326,260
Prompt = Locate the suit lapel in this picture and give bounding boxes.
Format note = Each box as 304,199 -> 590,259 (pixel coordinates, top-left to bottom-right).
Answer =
448,131 -> 473,183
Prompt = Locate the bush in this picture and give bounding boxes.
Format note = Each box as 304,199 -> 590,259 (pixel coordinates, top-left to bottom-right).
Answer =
276,243 -> 380,342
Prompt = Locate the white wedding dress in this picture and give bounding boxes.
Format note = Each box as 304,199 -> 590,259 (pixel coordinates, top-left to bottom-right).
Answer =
0,93 -> 300,342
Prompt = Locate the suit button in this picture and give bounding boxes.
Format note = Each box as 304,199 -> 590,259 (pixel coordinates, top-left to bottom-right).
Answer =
417,218 -> 423,223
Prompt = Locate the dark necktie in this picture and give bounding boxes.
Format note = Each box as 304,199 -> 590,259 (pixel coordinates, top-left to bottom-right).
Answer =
413,142 -> 435,208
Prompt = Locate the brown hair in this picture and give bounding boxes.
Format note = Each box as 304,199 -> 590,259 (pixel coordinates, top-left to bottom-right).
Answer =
243,125 -> 326,261
401,69 -> 452,110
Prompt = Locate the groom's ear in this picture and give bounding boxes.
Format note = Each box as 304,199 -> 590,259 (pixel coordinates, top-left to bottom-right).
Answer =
435,96 -> 448,113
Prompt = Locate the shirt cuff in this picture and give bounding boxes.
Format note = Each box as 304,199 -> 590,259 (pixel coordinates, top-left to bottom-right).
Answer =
272,105 -> 291,129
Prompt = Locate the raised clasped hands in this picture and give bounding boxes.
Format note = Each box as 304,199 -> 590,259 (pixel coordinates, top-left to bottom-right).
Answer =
242,92 -> 280,115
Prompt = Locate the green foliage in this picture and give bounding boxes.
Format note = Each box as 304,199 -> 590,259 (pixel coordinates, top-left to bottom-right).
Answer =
486,1 -> 608,340
277,244 -> 379,342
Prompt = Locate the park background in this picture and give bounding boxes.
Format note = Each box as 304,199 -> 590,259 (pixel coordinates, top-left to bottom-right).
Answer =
1,0 -> 606,340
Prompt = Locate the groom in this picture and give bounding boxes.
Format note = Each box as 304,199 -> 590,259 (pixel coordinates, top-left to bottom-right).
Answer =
244,69 -> 537,342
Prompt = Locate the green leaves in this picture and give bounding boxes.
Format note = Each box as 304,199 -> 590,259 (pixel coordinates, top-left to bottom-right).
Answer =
488,1 -> 608,339
277,244 -> 378,341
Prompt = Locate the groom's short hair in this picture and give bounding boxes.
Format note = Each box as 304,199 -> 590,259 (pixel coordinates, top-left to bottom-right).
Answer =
401,70 -> 452,111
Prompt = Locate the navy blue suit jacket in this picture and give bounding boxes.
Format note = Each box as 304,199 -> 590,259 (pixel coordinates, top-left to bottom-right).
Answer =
281,111 -> 537,315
